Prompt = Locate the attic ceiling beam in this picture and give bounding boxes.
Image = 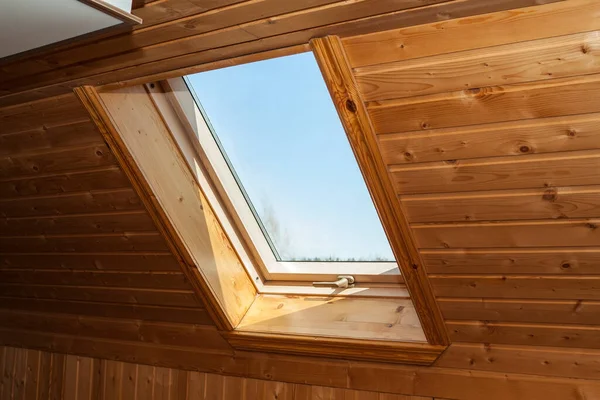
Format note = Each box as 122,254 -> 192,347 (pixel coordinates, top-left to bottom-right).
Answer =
311,36 -> 449,346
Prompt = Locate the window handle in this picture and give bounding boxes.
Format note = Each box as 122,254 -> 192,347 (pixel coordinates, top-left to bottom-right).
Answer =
313,275 -> 355,289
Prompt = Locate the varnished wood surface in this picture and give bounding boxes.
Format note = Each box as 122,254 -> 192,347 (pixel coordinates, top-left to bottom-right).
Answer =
6,0 -> 600,394
311,36 -> 448,346
0,346 -> 445,400
79,84 -> 257,330
0,0 -> 559,108
0,79 -> 230,363
3,344 -> 600,400
344,0 -> 600,356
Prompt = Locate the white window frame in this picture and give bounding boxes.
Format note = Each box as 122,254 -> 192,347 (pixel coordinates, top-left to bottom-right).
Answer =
167,76 -> 402,285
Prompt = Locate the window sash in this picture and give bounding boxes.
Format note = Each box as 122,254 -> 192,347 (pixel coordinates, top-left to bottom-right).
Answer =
170,76 -> 401,284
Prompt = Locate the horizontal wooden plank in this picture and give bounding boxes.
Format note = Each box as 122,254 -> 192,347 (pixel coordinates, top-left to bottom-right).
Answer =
431,275 -> 600,300
0,0 -> 248,82
129,0 -> 246,28
0,93 -> 88,134
390,149 -> 600,195
0,144 -> 116,180
368,74 -> 600,134
423,248 -> 600,275
0,121 -> 101,157
0,0 -> 449,94
0,296 -> 211,325
413,219 -> 600,249
4,331 -> 600,400
0,167 -> 132,198
378,113 -> 600,165
0,232 -> 169,253
356,30 -> 600,102
0,188 -> 143,218
343,0 -> 600,68
447,320 -> 600,348
10,0 -> 346,82
0,211 -> 156,235
0,253 -> 179,271
439,298 -> 600,325
0,0 -> 554,107
14,201 -> 133,232
0,284 -> 201,307
402,186 -> 600,223
436,343 -> 600,380
0,270 -> 190,290
0,309 -> 230,351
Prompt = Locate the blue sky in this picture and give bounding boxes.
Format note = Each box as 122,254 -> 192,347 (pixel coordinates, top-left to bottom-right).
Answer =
186,52 -> 394,262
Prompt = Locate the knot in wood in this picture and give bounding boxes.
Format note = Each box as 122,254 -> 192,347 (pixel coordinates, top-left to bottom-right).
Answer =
542,188 -> 558,202
519,145 -> 530,153
345,99 -> 357,113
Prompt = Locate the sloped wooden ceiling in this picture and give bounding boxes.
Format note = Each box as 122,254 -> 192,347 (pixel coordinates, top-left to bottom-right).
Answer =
340,0 -> 600,365
0,0 -> 558,107
0,93 -> 233,357
7,0 -> 600,399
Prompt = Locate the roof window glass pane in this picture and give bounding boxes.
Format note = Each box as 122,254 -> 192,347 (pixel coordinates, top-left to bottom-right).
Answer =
186,52 -> 394,262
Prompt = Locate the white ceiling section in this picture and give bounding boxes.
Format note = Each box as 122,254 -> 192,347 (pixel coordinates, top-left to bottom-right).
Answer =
0,0 -> 137,59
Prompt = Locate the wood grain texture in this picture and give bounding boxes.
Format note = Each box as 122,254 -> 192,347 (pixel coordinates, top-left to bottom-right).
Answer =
431,275 -> 600,300
343,0 -> 600,68
0,210 -> 157,235
413,219 -> 600,249
436,343 -> 600,380
0,167 -> 132,198
0,296 -> 212,325
390,149 -> 600,195
225,331 -> 443,366
422,248 -> 600,275
0,284 -> 202,307
0,346 -> 443,400
311,36 -> 448,346
76,85 -> 257,330
402,186 -> 600,223
0,144 -> 116,179
378,113 -> 600,165
5,344 -> 600,400
439,298 -> 600,325
368,73 -> 600,134
447,320 -> 600,349
0,0 -> 556,107
355,30 -> 600,102
0,120 -> 101,156
236,294 -> 425,342
0,188 -> 144,218
0,309 -> 231,351
0,89 -> 219,368
0,253 -> 180,271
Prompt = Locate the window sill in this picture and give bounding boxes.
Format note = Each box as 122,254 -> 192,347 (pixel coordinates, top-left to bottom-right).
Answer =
222,294 -> 446,365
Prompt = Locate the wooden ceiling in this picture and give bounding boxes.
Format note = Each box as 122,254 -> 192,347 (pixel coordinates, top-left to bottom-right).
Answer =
344,0 -> 600,352
6,0 -> 600,399
0,0 -> 557,107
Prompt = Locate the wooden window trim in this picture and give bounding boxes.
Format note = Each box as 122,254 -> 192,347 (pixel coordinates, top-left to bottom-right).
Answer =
74,38 -> 448,363
310,36 -> 449,346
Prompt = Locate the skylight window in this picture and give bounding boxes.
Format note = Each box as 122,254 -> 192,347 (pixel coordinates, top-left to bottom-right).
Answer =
183,52 -> 397,280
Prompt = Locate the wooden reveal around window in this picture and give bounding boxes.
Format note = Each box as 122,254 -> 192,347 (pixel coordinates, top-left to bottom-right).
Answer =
74,85 -> 258,331
310,36 -> 450,346
75,82 -> 447,365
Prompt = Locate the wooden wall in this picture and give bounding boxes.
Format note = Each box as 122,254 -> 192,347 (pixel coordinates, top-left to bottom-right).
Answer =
343,0 -> 600,351
0,93 -> 232,356
5,0 -> 600,399
0,0 -> 558,108
0,346 -> 444,400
